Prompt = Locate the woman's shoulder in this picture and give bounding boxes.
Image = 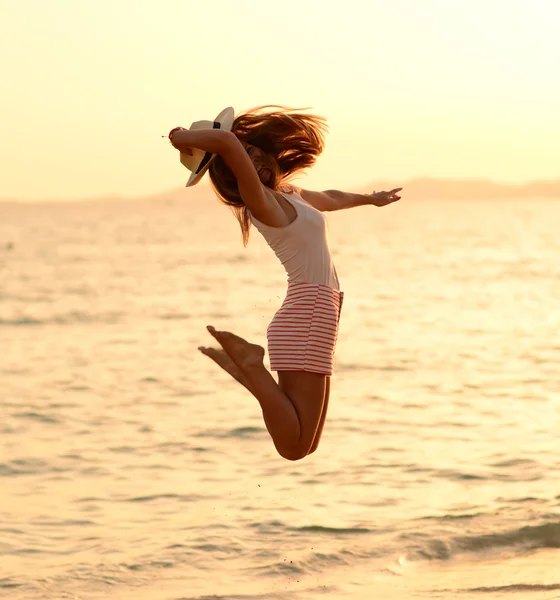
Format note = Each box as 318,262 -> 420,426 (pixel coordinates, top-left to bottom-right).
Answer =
278,183 -> 301,196
249,186 -> 299,229
278,184 -> 312,206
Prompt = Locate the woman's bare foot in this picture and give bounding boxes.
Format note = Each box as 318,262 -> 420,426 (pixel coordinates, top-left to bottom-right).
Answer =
205,326 -> 265,371
198,346 -> 254,392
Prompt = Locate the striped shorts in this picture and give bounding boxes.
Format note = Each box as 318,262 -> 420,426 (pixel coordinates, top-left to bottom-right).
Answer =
267,282 -> 344,376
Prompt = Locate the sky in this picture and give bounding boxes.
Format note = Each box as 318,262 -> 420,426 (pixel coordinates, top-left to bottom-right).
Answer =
1,0 -> 559,201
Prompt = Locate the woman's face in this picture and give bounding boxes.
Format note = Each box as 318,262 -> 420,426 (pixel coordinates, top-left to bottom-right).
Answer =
242,142 -> 275,186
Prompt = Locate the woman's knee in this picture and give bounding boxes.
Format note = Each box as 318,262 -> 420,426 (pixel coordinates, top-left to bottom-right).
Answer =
277,443 -> 311,461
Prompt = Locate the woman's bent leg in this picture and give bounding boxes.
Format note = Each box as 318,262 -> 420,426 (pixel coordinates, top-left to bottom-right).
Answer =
201,327 -> 326,460
276,370 -> 326,458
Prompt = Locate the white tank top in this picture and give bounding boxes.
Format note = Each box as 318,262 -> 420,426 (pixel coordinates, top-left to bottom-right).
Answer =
249,191 -> 340,290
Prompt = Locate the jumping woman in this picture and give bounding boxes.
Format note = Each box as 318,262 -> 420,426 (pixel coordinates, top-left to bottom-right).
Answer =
168,106 -> 401,461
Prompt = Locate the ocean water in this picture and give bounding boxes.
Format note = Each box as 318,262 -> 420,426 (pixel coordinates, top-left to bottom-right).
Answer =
1,193 -> 559,599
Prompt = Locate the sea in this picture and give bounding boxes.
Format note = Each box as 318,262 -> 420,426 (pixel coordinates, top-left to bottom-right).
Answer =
1,192 -> 559,599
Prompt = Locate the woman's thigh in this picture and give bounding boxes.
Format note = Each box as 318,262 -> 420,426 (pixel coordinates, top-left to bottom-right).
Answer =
308,377 -> 330,453
277,370 -> 327,453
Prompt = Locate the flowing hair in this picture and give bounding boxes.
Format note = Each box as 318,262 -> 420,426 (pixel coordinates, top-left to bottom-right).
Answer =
209,105 -> 328,246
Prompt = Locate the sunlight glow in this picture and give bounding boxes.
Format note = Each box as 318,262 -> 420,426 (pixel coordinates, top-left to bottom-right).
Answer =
1,0 -> 558,200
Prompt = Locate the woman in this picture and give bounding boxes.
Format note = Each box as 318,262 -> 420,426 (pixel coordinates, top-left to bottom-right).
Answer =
169,106 -> 401,461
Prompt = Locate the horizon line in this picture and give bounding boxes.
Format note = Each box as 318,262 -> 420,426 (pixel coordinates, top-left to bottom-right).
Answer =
2,176 -> 560,204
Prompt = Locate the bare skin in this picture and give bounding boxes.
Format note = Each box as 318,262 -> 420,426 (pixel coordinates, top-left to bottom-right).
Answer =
198,347 -> 254,392
308,377 -> 330,454
199,326 -> 328,460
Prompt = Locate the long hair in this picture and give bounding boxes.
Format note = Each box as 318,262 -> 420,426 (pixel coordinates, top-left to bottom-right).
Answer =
209,105 -> 328,246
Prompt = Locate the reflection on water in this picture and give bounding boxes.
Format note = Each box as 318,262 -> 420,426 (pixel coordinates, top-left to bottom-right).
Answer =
1,196 -> 559,599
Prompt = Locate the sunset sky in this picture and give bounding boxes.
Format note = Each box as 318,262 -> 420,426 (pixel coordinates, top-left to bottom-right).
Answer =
1,0 -> 558,201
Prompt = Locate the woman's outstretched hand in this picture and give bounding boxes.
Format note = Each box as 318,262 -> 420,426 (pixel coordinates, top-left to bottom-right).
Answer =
370,188 -> 402,207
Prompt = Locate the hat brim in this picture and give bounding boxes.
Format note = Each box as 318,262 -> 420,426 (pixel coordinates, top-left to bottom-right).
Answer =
186,107 -> 235,187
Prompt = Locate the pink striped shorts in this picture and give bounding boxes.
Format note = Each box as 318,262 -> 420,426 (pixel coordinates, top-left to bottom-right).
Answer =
267,282 -> 344,376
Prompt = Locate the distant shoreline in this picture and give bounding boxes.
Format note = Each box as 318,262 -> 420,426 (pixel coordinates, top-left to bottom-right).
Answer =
359,178 -> 560,201
2,178 -> 560,204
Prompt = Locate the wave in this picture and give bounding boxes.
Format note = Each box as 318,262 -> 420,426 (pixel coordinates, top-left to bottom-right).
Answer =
158,313 -> 191,320
172,592 -> 331,600
11,411 -> 60,424
0,578 -> 21,589
120,493 -> 208,503
0,311 -> 125,327
406,520 -> 560,561
468,583 -> 560,593
0,316 -> 45,326
292,525 -> 373,535
193,426 -> 264,439
0,458 -> 66,477
337,361 -> 411,372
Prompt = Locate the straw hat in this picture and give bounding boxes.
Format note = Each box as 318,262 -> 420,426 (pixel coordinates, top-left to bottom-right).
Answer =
178,107 -> 235,187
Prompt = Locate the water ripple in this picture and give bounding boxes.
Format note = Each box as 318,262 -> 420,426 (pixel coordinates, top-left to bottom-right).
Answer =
405,520 -> 560,561
0,311 -> 125,326
12,412 -> 60,424
0,458 -> 67,476
0,578 -> 21,589
292,525 -> 373,535
467,583 -> 560,593
120,493 -> 209,503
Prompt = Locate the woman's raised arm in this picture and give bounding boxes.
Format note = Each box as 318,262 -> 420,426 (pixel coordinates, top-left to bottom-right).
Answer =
299,188 -> 402,211
170,127 -> 232,156
170,128 -> 287,226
